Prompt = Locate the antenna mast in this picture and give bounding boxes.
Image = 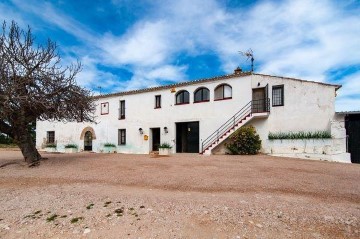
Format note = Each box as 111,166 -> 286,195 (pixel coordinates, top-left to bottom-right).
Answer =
239,49 -> 254,72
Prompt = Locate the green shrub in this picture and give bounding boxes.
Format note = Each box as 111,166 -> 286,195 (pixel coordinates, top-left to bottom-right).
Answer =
104,143 -> 116,147
225,125 -> 261,155
268,131 -> 331,140
159,142 -> 172,149
46,143 -> 56,148
64,144 -> 78,149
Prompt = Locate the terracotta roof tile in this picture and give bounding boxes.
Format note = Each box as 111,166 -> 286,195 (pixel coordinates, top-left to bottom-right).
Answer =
93,72 -> 341,99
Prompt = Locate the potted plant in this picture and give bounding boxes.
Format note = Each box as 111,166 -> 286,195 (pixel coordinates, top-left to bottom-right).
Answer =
158,143 -> 172,156
64,144 -> 78,153
103,143 -> 117,153
45,143 -> 57,153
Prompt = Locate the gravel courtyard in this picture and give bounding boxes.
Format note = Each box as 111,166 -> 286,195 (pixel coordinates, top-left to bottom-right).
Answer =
0,151 -> 359,238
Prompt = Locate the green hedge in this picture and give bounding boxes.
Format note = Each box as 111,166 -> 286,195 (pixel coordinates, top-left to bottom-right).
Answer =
268,131 -> 331,140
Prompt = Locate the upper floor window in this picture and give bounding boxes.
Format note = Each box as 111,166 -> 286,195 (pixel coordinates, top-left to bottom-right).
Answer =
175,90 -> 190,105
47,131 -> 55,144
101,102 -> 109,115
194,87 -> 210,103
272,85 -> 284,106
155,95 -> 161,108
119,100 -> 125,119
214,84 -> 232,100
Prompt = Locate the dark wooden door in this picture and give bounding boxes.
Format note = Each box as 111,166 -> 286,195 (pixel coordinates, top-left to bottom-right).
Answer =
252,88 -> 265,113
152,128 -> 160,151
84,131 -> 92,151
176,122 -> 199,153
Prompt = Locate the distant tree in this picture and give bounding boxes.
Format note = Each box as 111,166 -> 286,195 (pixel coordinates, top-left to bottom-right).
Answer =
0,21 -> 95,166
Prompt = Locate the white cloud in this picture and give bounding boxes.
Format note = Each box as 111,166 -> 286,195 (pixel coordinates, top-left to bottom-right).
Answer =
100,21 -> 172,67
4,0 -> 360,111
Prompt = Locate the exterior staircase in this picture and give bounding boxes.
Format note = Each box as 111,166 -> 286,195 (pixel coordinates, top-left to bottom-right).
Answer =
201,99 -> 270,155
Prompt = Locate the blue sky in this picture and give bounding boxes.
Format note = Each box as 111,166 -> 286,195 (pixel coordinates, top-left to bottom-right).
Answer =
1,0 -> 360,111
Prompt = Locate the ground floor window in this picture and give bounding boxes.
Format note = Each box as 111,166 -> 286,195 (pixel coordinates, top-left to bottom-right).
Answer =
118,129 -> 126,145
47,131 -> 55,144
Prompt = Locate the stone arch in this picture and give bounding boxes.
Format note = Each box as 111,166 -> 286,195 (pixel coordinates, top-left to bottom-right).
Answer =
80,127 -> 96,140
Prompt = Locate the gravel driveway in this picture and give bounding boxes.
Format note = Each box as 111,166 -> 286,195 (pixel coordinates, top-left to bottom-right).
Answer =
0,151 -> 359,238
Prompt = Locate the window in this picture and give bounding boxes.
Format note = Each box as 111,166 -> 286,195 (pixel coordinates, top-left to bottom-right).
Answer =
119,100 -> 125,119
47,131 -> 55,144
118,129 -> 126,145
155,95 -> 161,108
175,90 -> 190,105
214,84 -> 232,100
101,102 -> 109,115
272,85 -> 284,106
194,87 -> 210,103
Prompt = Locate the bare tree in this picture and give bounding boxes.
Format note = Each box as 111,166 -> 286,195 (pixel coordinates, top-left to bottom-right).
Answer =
0,21 -> 95,166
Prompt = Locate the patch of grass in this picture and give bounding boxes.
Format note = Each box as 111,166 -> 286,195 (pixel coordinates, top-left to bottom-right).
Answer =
128,207 -> 134,211
64,144 -> 78,149
106,214 -> 112,217
60,215 -> 67,218
114,208 -> 124,213
86,203 -> 94,209
103,201 -> 112,207
46,214 -> 58,222
0,144 -> 18,148
34,210 -> 42,214
104,143 -> 116,147
268,131 -> 332,140
70,217 -> 84,223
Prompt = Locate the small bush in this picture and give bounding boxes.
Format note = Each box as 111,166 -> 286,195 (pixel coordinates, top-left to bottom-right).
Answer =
225,125 -> 261,155
159,142 -> 172,149
46,143 -> 56,148
65,144 -> 78,149
104,143 -> 116,147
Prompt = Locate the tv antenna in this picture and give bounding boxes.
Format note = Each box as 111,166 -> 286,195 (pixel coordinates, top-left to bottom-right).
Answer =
239,49 -> 254,72
97,86 -> 102,95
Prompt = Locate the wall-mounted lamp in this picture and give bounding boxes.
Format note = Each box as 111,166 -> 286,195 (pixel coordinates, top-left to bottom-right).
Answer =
257,82 -> 260,87
139,128 -> 143,134
164,127 -> 168,133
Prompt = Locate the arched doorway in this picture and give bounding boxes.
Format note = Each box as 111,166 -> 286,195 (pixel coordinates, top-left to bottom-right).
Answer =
84,131 -> 93,151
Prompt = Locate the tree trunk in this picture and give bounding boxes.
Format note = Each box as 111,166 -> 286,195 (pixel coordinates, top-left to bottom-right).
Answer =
14,127 -> 42,166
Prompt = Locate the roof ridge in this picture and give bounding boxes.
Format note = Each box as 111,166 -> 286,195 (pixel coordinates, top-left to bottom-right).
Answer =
94,71 -> 252,99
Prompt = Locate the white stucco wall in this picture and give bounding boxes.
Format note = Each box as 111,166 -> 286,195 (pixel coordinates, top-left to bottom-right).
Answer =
36,73 -> 349,162
37,75 -> 253,153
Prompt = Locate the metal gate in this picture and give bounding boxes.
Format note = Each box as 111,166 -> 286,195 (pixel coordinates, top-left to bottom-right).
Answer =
346,114 -> 360,164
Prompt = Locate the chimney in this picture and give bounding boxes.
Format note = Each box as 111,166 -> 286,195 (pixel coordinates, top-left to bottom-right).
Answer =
234,66 -> 242,74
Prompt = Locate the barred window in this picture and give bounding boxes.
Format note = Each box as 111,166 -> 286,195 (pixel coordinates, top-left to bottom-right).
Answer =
118,129 -> 126,145
47,131 -> 55,144
272,85 -> 284,106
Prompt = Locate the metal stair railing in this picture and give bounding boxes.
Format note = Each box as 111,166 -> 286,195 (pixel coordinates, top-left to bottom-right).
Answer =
201,98 -> 270,153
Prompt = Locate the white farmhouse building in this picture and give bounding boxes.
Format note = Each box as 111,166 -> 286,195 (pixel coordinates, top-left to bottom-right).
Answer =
36,69 -> 351,163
